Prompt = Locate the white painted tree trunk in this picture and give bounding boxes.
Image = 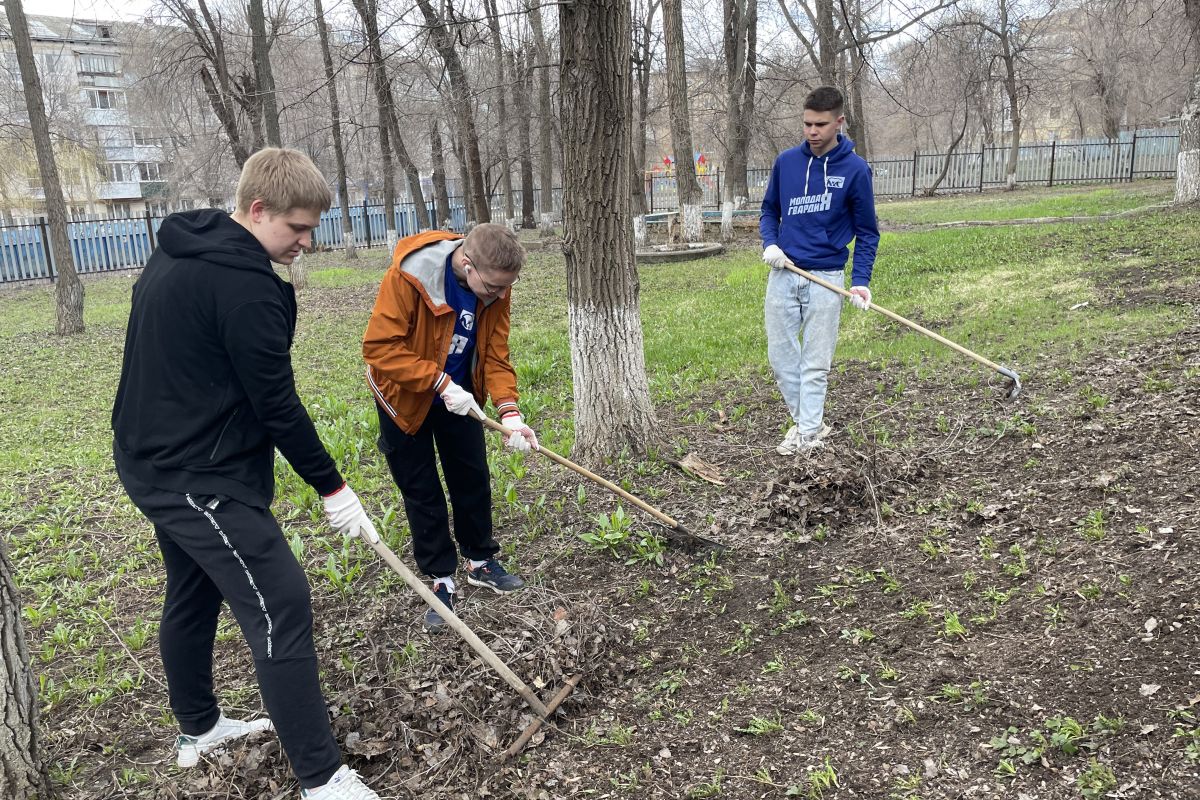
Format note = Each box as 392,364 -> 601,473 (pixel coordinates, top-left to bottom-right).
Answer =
288,252 -> 308,291
720,201 -> 734,242
539,212 -> 555,237
633,214 -> 646,247
682,203 -> 703,242
343,230 -> 357,259
1175,61 -> 1200,204
386,227 -> 399,253
505,216 -> 517,232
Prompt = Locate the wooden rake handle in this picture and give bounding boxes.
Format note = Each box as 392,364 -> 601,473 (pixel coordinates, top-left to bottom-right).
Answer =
782,262 -> 1022,395
479,415 -> 683,530
362,535 -> 551,719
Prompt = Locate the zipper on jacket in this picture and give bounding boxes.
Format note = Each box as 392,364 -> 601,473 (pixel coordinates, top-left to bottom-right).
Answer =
209,408 -> 240,461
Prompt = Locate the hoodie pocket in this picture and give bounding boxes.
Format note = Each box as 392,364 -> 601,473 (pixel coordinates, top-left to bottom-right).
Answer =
209,408 -> 240,461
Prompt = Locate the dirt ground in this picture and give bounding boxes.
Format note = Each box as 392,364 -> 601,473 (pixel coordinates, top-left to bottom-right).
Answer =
45,261 -> 1200,799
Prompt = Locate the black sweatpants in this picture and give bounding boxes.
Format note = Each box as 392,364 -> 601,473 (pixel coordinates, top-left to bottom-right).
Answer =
117,471 -> 340,789
376,402 -> 497,578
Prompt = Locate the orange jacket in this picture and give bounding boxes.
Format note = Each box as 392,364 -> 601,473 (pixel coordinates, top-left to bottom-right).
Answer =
363,230 -> 519,434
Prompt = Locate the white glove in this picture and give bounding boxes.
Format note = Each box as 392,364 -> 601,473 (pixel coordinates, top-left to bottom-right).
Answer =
762,244 -> 793,271
848,286 -> 871,311
440,380 -> 484,419
322,483 -> 380,544
501,413 -> 538,452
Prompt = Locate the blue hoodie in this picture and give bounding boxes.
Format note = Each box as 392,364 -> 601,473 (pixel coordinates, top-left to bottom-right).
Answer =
760,134 -> 879,287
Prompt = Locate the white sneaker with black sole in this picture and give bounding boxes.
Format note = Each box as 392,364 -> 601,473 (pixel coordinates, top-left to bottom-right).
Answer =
176,713 -> 273,768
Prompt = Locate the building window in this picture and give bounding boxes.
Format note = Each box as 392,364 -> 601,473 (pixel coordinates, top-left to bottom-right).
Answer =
138,162 -> 163,181
86,89 -> 123,109
109,202 -> 131,219
132,128 -> 153,146
77,53 -> 119,75
101,162 -> 136,183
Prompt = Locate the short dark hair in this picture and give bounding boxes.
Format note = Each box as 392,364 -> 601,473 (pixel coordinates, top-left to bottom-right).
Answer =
804,86 -> 844,115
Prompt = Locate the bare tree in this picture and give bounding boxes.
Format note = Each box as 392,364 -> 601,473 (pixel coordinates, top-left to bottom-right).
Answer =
485,0 -> 516,228
509,48 -> 537,228
528,0 -> 556,235
0,533 -> 50,797
662,0 -> 703,240
248,0 -> 281,146
559,0 -> 658,463
430,120 -> 453,228
1178,0 -> 1200,202
313,0 -> 356,257
5,0 -> 84,335
630,0 -> 660,245
350,0 -> 398,245
416,0 -> 490,225
721,0 -> 756,240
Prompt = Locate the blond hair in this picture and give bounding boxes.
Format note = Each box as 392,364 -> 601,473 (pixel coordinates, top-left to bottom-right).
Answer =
464,223 -> 525,273
235,148 -> 332,214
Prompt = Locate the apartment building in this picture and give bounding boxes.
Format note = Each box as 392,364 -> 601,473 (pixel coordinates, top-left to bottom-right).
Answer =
0,14 -> 171,219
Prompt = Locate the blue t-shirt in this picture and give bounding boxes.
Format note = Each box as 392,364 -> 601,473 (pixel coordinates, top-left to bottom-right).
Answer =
440,253 -> 477,395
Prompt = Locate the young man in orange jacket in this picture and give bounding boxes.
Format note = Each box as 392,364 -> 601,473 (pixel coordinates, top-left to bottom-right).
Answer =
363,222 -> 537,631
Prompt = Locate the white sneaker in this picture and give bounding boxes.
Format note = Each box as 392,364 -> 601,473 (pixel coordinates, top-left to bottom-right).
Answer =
301,765 -> 380,799
776,423 -> 832,456
176,713 -> 273,768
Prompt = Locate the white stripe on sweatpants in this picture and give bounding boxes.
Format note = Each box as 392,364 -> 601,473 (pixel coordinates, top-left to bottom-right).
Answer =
186,494 -> 274,659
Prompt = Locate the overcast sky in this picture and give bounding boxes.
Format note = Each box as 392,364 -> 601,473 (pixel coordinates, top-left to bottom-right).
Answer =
26,0 -> 153,22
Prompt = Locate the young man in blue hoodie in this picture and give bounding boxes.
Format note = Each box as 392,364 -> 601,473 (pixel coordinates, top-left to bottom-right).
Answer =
759,85 -> 880,456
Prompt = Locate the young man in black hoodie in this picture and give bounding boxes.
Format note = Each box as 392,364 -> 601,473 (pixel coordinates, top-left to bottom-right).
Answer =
112,149 -> 382,799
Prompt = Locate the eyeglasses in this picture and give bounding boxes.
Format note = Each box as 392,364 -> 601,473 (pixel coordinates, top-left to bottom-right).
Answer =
464,252 -> 520,295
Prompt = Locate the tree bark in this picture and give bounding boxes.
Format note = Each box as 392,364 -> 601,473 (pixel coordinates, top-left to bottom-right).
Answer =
314,0 -> 356,258
350,0 -> 398,246
415,0 -> 490,225
288,253 -> 308,289
1175,0 -> 1200,203
384,92 -> 431,231
485,0 -> 516,227
6,0 -> 84,335
430,120 -> 453,229
662,0 -> 702,241
721,0 -> 755,207
529,0 -> 556,236
248,0 -> 281,146
510,49 -> 537,228
924,109 -> 969,196
631,0 -> 659,226
999,0 -> 1021,190
559,0 -> 657,464
0,536 -> 50,800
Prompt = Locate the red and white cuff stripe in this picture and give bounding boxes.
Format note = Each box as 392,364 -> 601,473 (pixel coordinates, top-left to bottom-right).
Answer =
496,401 -> 520,420
433,372 -> 452,394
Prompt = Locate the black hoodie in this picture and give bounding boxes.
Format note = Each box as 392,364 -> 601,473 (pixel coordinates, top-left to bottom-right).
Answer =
111,209 -> 343,508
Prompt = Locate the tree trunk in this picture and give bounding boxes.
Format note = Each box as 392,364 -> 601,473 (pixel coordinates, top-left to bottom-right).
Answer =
248,0 -> 280,147
415,0 -> 491,225
559,0 -> 657,464
485,0 -> 516,228
314,0 -> 356,258
384,93 -> 431,231
721,0 -> 755,207
816,0 -> 838,84
631,0 -> 659,225
511,49 -> 537,228
0,537 -> 50,800
924,110 -> 969,196
662,0 -> 702,241
449,115 -> 476,229
430,120 -> 453,229
1175,0 -> 1200,203
529,0 -> 556,236
350,0 -> 397,247
6,0 -> 84,335
288,253 -> 308,290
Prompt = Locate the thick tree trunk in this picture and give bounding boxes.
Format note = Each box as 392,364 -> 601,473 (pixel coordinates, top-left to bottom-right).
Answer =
0,538 -> 50,800
6,0 -> 84,335
248,0 -> 280,146
485,0 -> 516,228
662,0 -> 702,241
430,121 -> 454,229
350,0 -> 397,247
529,0 -> 556,236
511,49 -> 537,228
559,0 -> 657,464
1175,1 -> 1200,203
288,253 -> 308,290
314,0 -> 355,258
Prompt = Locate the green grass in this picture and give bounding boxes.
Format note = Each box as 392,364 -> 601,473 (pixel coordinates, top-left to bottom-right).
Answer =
1,184 -> 1198,787
876,180 -> 1174,225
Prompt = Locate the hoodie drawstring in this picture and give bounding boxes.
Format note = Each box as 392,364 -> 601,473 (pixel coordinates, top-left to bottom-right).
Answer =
803,156 -> 812,196
823,157 -> 828,193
